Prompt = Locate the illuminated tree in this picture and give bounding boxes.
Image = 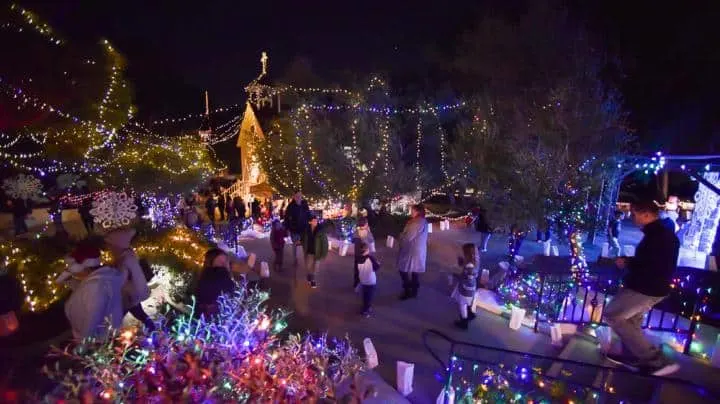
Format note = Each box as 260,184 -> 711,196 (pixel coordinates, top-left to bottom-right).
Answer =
0,4 -> 216,193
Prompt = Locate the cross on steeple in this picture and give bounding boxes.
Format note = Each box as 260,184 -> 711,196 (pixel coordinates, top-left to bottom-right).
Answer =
261,51 -> 268,76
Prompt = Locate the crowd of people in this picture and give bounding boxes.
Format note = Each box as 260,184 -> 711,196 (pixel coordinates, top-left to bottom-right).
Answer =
1,185 -> 683,378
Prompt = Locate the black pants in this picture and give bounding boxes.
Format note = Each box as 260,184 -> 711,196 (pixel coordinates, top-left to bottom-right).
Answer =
361,285 -> 376,312
399,271 -> 419,297
218,207 -> 225,221
82,216 -> 93,234
127,304 -> 154,330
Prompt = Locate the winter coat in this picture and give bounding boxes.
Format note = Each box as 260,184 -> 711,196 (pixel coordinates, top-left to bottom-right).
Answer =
353,227 -> 375,252
302,225 -> 329,260
195,266 -> 236,317
64,266 -> 125,339
116,249 -> 151,310
284,199 -> 310,234
355,255 -> 380,286
457,263 -> 478,298
397,217 -> 428,273
270,226 -> 288,251
474,213 -> 491,233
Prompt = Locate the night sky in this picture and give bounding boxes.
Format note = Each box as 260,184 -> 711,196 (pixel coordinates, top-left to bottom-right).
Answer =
15,0 -> 720,153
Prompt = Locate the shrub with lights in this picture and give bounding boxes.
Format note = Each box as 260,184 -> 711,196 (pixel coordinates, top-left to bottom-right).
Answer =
43,286 -> 367,403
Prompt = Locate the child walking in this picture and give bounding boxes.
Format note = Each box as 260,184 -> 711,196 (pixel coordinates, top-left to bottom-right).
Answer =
453,243 -> 479,329
270,219 -> 288,272
354,241 -> 380,317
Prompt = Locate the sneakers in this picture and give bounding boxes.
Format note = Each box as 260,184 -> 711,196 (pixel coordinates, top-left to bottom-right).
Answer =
307,275 -> 317,289
454,318 -> 469,330
361,308 -> 372,318
605,353 -> 640,370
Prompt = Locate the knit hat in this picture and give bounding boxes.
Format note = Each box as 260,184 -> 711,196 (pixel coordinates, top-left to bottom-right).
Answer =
56,244 -> 102,283
104,227 -> 137,250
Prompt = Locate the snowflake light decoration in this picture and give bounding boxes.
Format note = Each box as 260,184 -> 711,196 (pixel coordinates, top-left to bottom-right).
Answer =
90,191 -> 138,229
2,174 -> 43,200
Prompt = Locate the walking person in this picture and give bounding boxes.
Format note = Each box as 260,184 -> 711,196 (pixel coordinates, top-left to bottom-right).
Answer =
474,208 -> 492,253
284,191 -> 311,266
78,195 -> 94,236
452,243 -> 479,330
301,215 -> 328,288
397,204 -> 428,300
205,194 -> 216,224
233,195 -> 245,219
270,219 -> 288,272
608,211 -> 623,257
9,198 -> 28,236
251,198 -> 261,219
104,228 -> 153,331
354,241 -> 380,317
604,199 -> 680,376
226,194 -> 236,222
217,192 -> 226,222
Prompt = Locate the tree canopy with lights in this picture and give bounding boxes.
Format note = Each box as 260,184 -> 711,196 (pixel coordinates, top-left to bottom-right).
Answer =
0,4 -> 217,193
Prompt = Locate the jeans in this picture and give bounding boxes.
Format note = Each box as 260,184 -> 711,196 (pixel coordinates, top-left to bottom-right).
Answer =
479,232 -> 491,251
399,271 -> 419,297
291,232 -> 303,265
305,254 -> 320,280
604,289 -> 665,364
13,216 -> 27,236
609,237 -> 621,256
361,285 -> 376,313
273,248 -> 284,270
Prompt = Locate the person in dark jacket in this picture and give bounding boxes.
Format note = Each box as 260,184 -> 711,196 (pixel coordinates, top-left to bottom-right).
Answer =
233,195 -> 245,219
195,248 -> 236,317
301,215 -> 328,288
284,191 -> 311,265
474,208 -> 492,252
10,198 -> 29,236
608,211 -> 623,256
205,194 -> 216,224
270,219 -> 288,272
78,195 -> 94,235
217,192 -> 226,222
605,199 -> 680,376
251,198 -> 261,219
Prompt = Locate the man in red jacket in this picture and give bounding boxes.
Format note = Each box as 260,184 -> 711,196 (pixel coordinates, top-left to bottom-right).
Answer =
605,199 -> 680,376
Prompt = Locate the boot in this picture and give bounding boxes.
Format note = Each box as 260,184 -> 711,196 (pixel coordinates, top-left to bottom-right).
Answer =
399,286 -> 413,300
454,317 -> 469,330
467,310 -> 477,321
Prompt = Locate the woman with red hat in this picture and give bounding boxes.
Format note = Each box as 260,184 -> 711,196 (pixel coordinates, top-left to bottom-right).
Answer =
58,242 -> 125,339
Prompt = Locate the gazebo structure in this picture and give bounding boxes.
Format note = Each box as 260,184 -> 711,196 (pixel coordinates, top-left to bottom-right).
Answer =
615,153 -> 720,269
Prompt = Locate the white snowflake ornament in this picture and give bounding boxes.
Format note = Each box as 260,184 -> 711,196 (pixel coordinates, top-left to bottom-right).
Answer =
2,174 -> 43,200
90,191 -> 138,229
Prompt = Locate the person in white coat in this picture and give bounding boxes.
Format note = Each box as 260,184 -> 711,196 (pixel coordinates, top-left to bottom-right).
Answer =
104,228 -> 153,330
396,204 -> 428,300
58,243 -> 125,339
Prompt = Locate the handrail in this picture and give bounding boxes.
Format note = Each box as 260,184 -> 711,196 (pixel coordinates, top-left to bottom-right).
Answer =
422,328 -> 718,398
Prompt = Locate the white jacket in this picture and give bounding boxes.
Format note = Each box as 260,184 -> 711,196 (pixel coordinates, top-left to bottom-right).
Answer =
357,256 -> 378,286
117,249 -> 151,310
65,266 -> 125,339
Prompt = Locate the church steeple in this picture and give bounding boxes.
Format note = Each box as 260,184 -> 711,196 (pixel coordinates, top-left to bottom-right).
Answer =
199,90 -> 212,143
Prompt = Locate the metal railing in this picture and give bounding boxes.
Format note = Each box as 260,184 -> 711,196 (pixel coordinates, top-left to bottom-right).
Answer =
503,255 -> 717,355
423,329 -> 717,403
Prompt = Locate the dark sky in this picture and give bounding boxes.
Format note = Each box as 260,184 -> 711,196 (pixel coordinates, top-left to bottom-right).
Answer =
16,0 -> 720,153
